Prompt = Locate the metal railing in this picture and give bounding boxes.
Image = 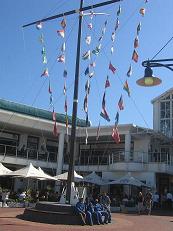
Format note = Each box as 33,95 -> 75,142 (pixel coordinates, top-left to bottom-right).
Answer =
0,144 -> 58,163
0,143 -> 173,166
76,151 -> 173,166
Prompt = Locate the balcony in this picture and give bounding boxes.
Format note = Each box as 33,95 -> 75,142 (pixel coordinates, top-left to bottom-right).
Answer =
0,143 -> 58,169
63,151 -> 173,174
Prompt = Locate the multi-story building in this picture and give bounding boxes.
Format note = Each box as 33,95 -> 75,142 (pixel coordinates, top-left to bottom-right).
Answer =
0,91 -> 173,197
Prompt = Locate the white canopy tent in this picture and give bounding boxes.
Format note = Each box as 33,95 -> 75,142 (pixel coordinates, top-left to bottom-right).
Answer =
107,175 -> 148,187
54,171 -> 83,182
83,171 -> 105,185
37,167 -> 56,181
5,163 -> 52,179
0,163 -> 12,176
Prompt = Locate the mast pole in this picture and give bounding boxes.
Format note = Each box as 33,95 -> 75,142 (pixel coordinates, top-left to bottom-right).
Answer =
66,0 -> 83,204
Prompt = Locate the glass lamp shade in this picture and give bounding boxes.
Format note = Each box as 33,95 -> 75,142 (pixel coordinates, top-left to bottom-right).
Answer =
136,66 -> 162,87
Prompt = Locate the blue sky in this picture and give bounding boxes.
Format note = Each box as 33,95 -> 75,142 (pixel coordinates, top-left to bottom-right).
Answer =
0,0 -> 173,129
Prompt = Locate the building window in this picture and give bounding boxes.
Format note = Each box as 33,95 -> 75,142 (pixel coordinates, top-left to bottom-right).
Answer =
46,139 -> 58,162
27,136 -> 39,159
27,136 -> 39,150
160,101 -> 170,119
160,120 -> 170,136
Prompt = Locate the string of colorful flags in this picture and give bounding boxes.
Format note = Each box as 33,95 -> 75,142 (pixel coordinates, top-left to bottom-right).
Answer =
96,0 -> 148,144
35,0 -> 149,142
57,17 -> 69,138
82,11 -> 109,144
36,21 -> 58,137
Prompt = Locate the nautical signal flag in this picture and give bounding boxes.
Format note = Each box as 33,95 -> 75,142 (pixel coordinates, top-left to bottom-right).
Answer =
100,108 -> 110,122
61,18 -> 67,29
109,62 -> 116,74
127,64 -> 132,77
117,5 -> 121,16
132,49 -> 139,63
90,62 -> 96,67
134,36 -> 139,49
112,127 -> 120,144
96,122 -> 101,141
53,121 -> 58,137
85,80 -> 90,95
89,72 -> 94,78
48,80 -> 52,94
105,76 -> 110,88
115,18 -> 120,31
88,23 -> 93,29
52,108 -> 56,121
63,70 -> 67,78
123,80 -> 130,97
57,30 -> 65,38
57,54 -> 65,63
41,68 -> 49,77
118,95 -> 124,110
82,50 -> 91,60
36,22 -> 43,30
85,36 -> 91,45
137,22 -> 141,35
115,111 -> 119,127
64,98 -> 67,113
50,94 -> 53,105
85,66 -> 90,76
139,8 -> 146,16
61,42 -> 66,53
83,95 -> 88,113
63,82 -> 66,95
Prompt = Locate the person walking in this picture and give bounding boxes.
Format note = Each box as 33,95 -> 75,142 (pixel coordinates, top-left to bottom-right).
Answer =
136,191 -> 143,215
144,191 -> 152,215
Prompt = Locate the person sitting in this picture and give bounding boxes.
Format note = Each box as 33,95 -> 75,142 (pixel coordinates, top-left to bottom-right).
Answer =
94,198 -> 109,224
85,197 -> 100,225
1,190 -> 10,207
100,192 -> 111,223
75,197 -> 86,225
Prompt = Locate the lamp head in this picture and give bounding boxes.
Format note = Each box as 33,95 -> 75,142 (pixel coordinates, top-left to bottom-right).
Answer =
136,66 -> 162,87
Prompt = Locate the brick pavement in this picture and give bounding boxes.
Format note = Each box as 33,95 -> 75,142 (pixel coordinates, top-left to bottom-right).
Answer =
0,208 -> 173,231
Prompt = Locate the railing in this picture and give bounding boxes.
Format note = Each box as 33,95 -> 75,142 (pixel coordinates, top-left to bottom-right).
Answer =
0,144 -> 57,163
75,151 -> 173,166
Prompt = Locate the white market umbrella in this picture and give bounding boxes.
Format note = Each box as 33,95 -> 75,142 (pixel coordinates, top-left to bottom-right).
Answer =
108,175 -> 148,187
37,167 -> 56,181
54,171 -> 83,182
83,171 -> 105,185
5,163 -> 49,179
0,163 -> 12,176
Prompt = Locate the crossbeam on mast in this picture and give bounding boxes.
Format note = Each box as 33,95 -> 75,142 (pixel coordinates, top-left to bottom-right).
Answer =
23,0 -> 121,28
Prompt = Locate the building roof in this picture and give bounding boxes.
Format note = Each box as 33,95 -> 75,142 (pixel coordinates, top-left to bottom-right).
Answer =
151,87 -> 173,104
0,98 -> 88,127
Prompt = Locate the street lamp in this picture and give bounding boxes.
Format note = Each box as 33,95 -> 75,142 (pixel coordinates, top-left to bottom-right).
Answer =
136,59 -> 173,87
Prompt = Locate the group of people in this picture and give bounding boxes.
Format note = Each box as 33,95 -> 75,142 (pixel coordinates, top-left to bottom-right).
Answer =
137,191 -> 152,215
75,192 -> 111,226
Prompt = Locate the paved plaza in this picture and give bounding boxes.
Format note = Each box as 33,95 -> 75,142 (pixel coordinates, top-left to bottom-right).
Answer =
0,208 -> 173,231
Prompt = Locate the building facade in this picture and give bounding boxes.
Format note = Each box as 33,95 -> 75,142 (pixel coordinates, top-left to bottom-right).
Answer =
0,93 -> 173,197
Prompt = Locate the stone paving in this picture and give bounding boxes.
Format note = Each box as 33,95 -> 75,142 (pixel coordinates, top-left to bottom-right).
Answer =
0,208 -> 173,231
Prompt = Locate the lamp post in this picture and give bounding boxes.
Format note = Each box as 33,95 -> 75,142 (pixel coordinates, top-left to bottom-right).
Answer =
136,58 -> 173,87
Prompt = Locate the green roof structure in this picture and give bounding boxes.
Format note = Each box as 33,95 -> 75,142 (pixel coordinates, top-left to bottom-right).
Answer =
0,98 -> 89,127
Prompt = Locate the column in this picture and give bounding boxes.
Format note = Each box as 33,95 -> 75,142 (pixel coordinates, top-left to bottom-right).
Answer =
56,132 -> 65,175
55,132 -> 65,193
125,133 -> 131,162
